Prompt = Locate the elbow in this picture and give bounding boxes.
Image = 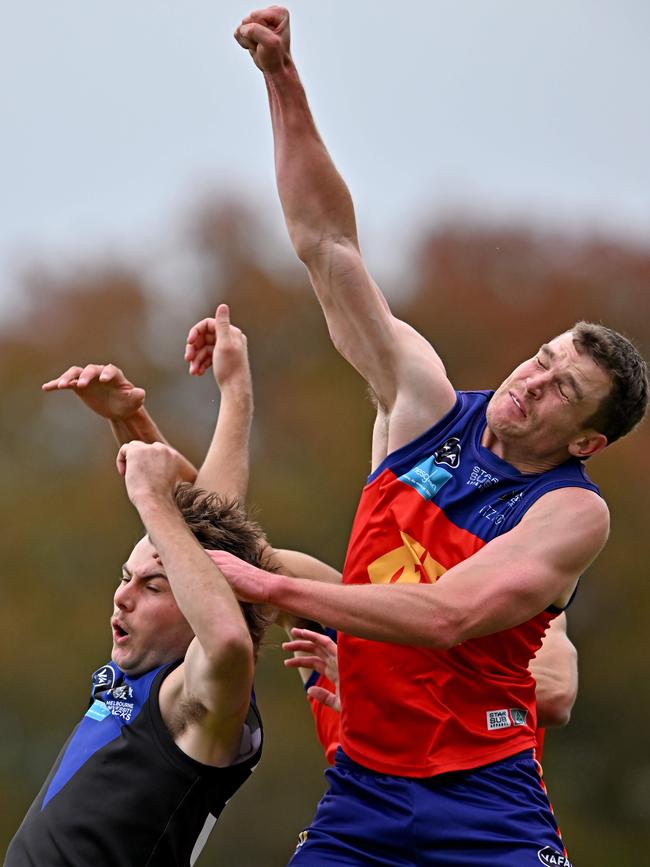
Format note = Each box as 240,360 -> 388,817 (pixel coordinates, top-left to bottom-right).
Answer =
204,627 -> 254,673
536,685 -> 577,729
291,231 -> 357,269
423,607 -> 467,650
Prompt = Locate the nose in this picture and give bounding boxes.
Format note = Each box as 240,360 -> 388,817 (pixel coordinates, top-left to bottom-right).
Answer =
525,370 -> 549,399
114,581 -> 135,612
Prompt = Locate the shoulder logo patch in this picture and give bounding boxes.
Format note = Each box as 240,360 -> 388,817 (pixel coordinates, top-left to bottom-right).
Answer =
434,437 -> 461,468
91,665 -> 115,696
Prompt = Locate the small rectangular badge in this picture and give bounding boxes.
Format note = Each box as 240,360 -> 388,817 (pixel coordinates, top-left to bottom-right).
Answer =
399,456 -> 452,501
486,709 -> 511,730
85,699 -> 111,721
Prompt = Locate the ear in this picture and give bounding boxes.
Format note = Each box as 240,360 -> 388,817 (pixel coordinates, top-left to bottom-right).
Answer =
568,430 -> 608,459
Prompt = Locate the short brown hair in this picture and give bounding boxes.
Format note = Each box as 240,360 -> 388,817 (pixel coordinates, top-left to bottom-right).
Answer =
572,321 -> 648,444
174,484 -> 273,657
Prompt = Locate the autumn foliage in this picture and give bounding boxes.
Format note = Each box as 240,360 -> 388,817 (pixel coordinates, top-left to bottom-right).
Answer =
1,199 -> 648,864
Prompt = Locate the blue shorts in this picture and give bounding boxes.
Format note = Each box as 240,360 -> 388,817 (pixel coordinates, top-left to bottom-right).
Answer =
288,748 -> 571,866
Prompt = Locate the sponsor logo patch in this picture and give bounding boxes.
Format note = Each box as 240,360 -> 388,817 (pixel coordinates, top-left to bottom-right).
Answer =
510,707 -> 528,726
399,457 -> 453,501
85,699 -> 112,721
467,465 -> 499,489
487,709 -> 511,730
486,708 -> 529,730
434,437 -> 461,468
537,847 -> 572,866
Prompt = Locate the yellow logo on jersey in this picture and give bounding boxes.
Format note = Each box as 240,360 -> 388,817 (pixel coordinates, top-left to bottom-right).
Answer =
367,531 -> 446,584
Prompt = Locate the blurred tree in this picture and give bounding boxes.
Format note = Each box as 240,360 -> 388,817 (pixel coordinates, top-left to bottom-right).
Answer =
1,200 -> 648,865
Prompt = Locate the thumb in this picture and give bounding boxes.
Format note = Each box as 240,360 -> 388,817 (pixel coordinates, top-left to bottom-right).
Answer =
215,303 -> 231,338
116,445 -> 128,477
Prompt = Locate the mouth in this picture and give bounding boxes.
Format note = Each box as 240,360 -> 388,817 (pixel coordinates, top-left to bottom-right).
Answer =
111,618 -> 130,644
509,391 -> 527,418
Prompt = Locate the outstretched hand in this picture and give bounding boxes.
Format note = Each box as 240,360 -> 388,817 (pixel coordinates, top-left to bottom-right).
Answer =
184,304 -> 251,388
42,364 -> 145,421
234,6 -> 290,73
283,627 -> 340,712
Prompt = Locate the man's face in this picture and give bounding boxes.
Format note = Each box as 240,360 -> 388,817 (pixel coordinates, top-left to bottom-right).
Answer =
111,537 -> 194,676
487,331 -> 613,464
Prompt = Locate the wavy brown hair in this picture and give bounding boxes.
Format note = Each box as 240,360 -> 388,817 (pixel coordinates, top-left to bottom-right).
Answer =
173,483 -> 274,658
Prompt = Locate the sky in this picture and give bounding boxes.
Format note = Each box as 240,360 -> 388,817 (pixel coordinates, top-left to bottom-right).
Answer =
1,0 -> 649,309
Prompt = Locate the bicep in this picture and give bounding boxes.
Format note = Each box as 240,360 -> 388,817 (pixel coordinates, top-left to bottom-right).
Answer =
434,490 -> 609,641
306,241 -> 455,430
182,637 -> 254,724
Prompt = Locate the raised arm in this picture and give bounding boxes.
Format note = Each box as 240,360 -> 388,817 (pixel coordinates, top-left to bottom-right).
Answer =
530,613 -> 578,728
117,441 -> 254,765
185,304 -> 253,500
235,8 -> 456,448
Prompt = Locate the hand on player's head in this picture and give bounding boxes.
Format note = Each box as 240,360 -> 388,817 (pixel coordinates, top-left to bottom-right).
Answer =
234,6 -> 290,73
42,364 -> 145,421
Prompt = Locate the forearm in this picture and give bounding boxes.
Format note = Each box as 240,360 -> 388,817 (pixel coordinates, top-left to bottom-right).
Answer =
264,64 -> 358,262
195,384 -> 253,499
265,574 -> 453,648
111,409 -> 197,483
138,496 -> 251,655
531,617 -> 578,727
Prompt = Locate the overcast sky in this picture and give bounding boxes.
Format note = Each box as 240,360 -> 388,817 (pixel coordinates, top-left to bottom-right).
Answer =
2,1 -> 649,309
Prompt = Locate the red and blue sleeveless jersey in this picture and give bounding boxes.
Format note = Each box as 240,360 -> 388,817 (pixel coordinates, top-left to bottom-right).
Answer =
338,390 -> 599,778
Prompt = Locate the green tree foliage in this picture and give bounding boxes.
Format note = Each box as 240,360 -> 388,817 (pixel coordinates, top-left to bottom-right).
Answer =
1,201 -> 648,865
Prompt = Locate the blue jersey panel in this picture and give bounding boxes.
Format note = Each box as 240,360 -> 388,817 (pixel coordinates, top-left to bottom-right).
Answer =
368,390 -> 599,544
43,662 -> 165,808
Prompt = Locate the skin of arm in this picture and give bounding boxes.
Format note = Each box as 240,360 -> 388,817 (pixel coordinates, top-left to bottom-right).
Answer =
234,8 -> 456,452
208,487 -> 610,649
117,441 -> 254,765
186,304 -> 254,500
530,612 -> 578,728
267,542 -> 577,723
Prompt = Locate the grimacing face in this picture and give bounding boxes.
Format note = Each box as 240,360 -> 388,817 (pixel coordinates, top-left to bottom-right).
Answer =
485,331 -> 613,469
111,536 -> 194,676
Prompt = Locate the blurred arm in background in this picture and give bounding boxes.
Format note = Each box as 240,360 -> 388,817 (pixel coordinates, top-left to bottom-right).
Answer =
530,612 -> 578,728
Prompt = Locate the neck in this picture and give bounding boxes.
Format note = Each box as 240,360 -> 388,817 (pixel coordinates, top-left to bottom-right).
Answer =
480,425 -> 569,474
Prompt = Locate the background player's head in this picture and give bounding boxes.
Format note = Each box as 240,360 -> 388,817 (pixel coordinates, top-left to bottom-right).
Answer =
486,321 -> 647,465
112,485 -> 271,675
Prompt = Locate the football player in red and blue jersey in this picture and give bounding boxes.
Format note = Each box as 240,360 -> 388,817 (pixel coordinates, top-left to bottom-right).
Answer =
200,8 -> 649,864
